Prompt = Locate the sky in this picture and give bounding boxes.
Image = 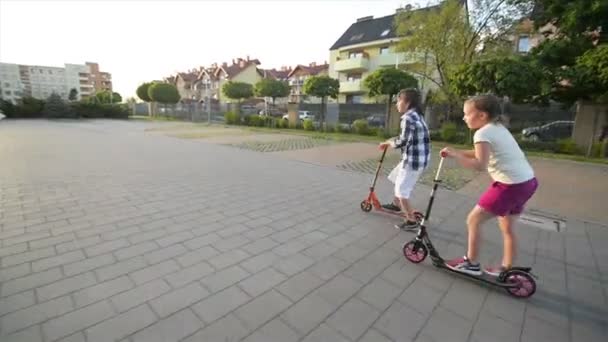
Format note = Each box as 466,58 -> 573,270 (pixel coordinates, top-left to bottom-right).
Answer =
0,0 -> 430,99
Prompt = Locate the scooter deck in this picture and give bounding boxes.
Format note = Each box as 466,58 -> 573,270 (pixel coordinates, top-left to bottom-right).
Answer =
433,262 -> 517,288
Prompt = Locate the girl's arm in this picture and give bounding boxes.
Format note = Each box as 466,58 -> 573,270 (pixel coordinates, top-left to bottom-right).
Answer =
444,143 -> 490,171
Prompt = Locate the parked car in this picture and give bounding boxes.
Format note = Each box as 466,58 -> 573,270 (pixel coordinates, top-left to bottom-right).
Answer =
258,108 -> 285,117
281,111 -> 315,121
521,120 -> 574,141
366,115 -> 384,128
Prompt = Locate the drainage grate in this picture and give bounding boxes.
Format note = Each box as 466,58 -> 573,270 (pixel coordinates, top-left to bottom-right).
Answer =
520,213 -> 566,232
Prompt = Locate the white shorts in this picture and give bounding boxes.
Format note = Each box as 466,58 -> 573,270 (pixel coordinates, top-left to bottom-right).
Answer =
388,161 -> 423,199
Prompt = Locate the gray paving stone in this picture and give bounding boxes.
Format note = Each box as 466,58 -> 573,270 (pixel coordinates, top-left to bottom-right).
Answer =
114,241 -> 159,260
62,253 -> 115,277
181,313 -> 250,342
0,263 -> 31,283
419,307 -> 474,342
302,241 -> 340,261
242,318 -> 300,342
164,262 -> 214,288
41,300 -> 114,341
73,276 -> 134,308
175,246 -> 219,268
0,243 -> 28,258
56,236 -> 101,254
84,238 -> 129,257
130,259 -> 181,285
273,239 -> 309,257
301,324 -> 350,342
1,268 -> 63,297
241,250 -> 280,273
316,274 -> 362,307
32,250 -> 86,273
101,226 -> 141,242
0,290 -> 36,316
191,284 -> 251,324
243,226 -> 275,240
238,267 -> 287,297
29,233 -> 76,250
3,231 -> 50,247
127,229 -> 168,245
215,235 -> 251,252
110,279 -> 171,313
155,230 -> 194,248
357,276 -> 403,311
95,256 -> 147,282
149,282 -> 210,318
143,244 -> 188,265
1,246 -> 55,268
308,256 -> 350,281
275,270 -> 325,302
280,293 -> 336,336
217,224 -> 249,238
480,291 -> 526,326
269,228 -> 301,244
1,325 -> 43,342
358,329 -> 394,342
235,289 -> 292,331
326,297 -> 381,341
521,314 -> 569,342
273,253 -> 315,276
0,295 -> 73,334
36,272 -> 97,302
208,249 -> 250,270
85,304 -> 157,342
470,311 -> 520,342
56,332 -> 86,342
243,237 -> 279,255
200,264 -> 250,293
374,300 -> 427,342
439,278 -> 488,321
131,308 -> 203,342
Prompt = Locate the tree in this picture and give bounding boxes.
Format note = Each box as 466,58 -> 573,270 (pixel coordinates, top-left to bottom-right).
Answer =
302,75 -> 339,129
254,79 -> 290,109
92,91 -> 122,104
45,93 -> 73,118
148,83 -> 180,104
395,0 -> 533,114
532,0 -> 607,39
363,68 -> 418,132
451,56 -> 544,104
136,82 -> 153,102
68,88 -> 78,102
222,81 -> 254,116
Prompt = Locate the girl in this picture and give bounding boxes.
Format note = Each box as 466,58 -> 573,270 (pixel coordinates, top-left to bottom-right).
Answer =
441,94 -> 538,276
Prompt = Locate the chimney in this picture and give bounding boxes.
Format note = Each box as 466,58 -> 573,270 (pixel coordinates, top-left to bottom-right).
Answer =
239,59 -> 246,68
246,55 -> 250,61
356,15 -> 373,22
310,62 -> 316,67
222,62 -> 228,67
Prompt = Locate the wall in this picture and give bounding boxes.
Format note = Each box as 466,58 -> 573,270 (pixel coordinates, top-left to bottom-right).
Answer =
0,63 -> 24,103
572,101 -> 608,153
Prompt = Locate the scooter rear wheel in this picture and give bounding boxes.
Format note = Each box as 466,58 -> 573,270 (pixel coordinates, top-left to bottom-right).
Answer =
503,270 -> 536,298
403,241 -> 427,263
360,200 -> 373,212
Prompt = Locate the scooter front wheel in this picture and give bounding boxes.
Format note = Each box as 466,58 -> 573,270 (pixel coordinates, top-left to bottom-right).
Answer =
360,200 -> 373,212
503,270 -> 536,298
403,240 -> 428,263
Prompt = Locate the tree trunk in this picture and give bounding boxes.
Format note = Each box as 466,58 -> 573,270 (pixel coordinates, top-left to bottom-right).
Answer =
320,97 -> 326,131
385,94 -> 392,135
586,106 -> 600,158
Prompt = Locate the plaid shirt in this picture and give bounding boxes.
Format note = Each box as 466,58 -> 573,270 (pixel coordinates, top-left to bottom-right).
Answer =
392,109 -> 431,170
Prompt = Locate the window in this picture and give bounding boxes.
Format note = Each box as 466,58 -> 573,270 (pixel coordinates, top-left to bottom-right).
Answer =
5,91 -> 11,95
349,34 -> 364,41
347,74 -> 362,82
4,82 -> 9,87
518,35 -> 530,53
349,52 -> 363,59
380,29 -> 390,37
379,46 -> 390,55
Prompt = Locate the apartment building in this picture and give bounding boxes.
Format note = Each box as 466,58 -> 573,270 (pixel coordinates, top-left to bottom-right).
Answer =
287,62 -> 328,103
0,61 -> 112,103
328,4 -> 445,103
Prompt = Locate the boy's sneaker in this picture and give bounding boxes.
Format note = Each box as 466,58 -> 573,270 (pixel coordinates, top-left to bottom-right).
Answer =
394,220 -> 419,231
382,203 -> 401,212
445,256 -> 482,276
484,266 -> 507,277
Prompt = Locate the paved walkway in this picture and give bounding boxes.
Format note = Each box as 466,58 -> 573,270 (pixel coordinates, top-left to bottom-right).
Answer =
0,119 -> 606,342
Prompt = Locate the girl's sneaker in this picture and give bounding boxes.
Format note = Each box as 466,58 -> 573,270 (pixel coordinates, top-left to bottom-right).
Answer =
394,220 -> 419,231
445,256 -> 482,276
484,266 -> 508,277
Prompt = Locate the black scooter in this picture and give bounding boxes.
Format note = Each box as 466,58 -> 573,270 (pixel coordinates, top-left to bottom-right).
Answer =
402,151 -> 537,298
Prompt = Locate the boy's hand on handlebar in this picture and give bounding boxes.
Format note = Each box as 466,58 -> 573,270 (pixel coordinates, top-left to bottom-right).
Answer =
379,141 -> 391,150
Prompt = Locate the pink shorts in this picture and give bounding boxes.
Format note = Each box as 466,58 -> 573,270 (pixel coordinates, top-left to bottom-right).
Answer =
478,178 -> 538,216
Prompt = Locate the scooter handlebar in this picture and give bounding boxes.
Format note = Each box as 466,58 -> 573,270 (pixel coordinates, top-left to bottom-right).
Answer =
440,150 -> 448,158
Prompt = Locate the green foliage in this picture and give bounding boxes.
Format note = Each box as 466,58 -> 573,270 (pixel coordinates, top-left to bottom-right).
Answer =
303,118 -> 314,131
572,44 -> 608,103
148,83 -> 180,104
68,88 -> 78,101
440,122 -> 459,142
277,118 -> 288,128
451,56 -> 545,103
136,82 -> 153,102
15,97 -> 45,117
222,81 -> 253,101
364,68 -> 418,98
71,102 -> 130,119
224,111 -> 240,125
44,93 -> 74,118
302,76 -> 339,99
532,0 -> 608,39
254,79 -> 290,101
352,119 -> 369,135
93,91 -> 122,104
0,99 -> 16,117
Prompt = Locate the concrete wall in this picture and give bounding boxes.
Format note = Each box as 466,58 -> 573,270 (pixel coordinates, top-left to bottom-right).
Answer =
572,101 -> 608,153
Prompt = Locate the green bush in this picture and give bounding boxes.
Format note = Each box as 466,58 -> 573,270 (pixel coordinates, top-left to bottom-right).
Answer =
45,93 -> 74,118
71,102 -> 129,118
303,118 -> 314,131
556,138 -> 582,155
0,99 -> 16,117
15,97 -> 45,117
338,125 -> 351,134
224,111 -> 239,125
247,115 -> 262,127
441,122 -> 458,142
277,118 -> 288,128
353,119 -> 369,135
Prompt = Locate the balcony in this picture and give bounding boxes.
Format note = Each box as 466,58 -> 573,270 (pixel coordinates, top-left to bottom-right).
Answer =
376,52 -> 424,67
335,56 -> 370,72
339,80 -> 364,94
